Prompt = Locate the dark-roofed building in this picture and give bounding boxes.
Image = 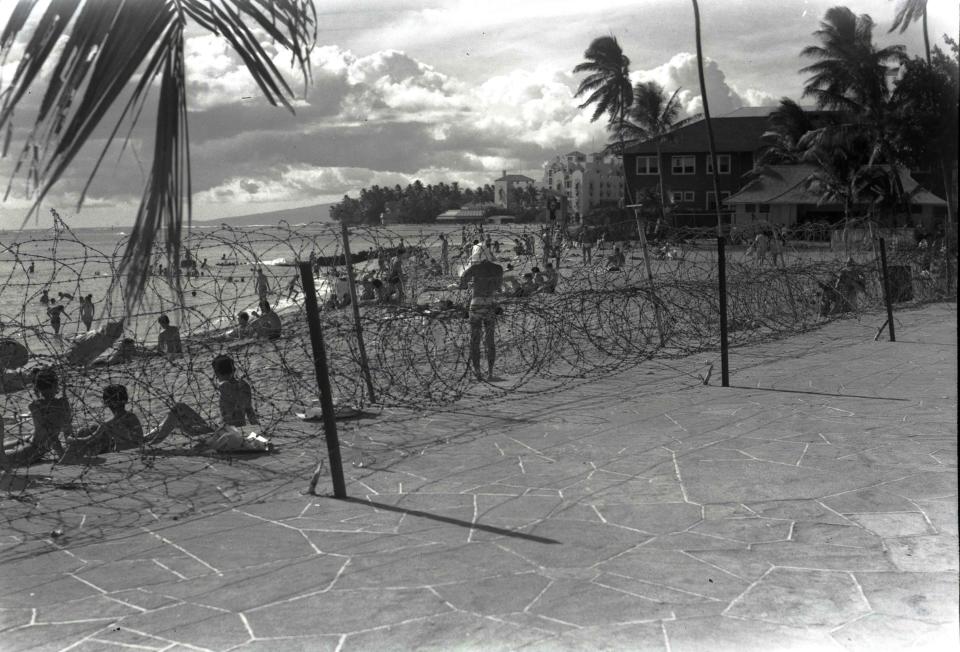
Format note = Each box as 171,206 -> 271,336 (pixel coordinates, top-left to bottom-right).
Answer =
623,106 -> 829,226
724,164 -> 947,231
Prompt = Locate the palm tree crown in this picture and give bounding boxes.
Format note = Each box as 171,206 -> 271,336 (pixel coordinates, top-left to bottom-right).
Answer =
889,0 -> 930,63
0,1 -> 317,308
573,36 -> 633,125
800,6 -> 906,118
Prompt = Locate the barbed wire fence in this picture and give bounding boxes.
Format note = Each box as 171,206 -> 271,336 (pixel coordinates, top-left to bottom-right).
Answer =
0,212 -> 955,528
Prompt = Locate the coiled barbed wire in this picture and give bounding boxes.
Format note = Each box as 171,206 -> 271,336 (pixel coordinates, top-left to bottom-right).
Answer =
0,214 -> 954,515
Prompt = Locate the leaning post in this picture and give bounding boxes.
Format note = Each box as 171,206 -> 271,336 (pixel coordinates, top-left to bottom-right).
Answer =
299,262 -> 347,498
340,222 -> 377,403
878,238 -> 896,342
717,236 -> 730,386
628,204 -> 666,346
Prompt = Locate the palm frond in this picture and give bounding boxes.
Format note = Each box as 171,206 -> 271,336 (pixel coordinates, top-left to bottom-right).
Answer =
0,0 -> 317,312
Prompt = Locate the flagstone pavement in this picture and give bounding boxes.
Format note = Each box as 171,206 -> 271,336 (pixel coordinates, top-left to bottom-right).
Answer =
1,303 -> 957,651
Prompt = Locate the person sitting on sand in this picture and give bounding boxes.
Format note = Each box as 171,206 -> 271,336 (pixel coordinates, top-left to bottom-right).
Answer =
236,311 -> 252,338
2,368 -> 71,468
157,314 -> 183,354
145,355 -> 259,447
250,300 -> 281,340
40,288 -> 51,305
530,266 -> 546,291
62,384 -> 144,458
542,262 -> 558,293
607,247 -> 625,271
516,273 -> 536,297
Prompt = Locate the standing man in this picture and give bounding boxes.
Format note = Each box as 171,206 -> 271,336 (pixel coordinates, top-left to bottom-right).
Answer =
79,294 -> 95,331
459,258 -> 504,380
255,266 -> 270,303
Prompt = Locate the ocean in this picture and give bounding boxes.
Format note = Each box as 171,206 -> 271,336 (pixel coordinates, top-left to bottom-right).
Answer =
0,220 -> 529,358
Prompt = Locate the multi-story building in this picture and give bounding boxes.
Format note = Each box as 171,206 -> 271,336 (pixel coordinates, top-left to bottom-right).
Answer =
622,106 -> 782,227
542,151 -> 624,221
493,171 -> 536,209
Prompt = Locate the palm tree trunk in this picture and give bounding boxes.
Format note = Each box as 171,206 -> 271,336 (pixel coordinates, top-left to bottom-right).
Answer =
692,0 -> 724,237
922,7 -> 930,65
656,141 -> 667,224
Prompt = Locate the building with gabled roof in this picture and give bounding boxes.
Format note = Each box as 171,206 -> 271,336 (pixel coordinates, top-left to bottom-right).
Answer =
724,164 -> 947,230
622,105 -> 829,225
493,170 -> 536,210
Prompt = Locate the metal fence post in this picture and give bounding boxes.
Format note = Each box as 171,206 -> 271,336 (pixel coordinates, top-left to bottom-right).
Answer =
340,222 -> 377,404
299,262 -> 347,498
717,236 -> 730,386
878,238 -> 896,342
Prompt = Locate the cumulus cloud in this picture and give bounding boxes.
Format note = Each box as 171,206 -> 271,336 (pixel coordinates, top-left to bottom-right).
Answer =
633,53 -> 777,118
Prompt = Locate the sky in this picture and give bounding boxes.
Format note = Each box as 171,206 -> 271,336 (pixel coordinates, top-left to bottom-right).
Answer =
0,0 -> 956,229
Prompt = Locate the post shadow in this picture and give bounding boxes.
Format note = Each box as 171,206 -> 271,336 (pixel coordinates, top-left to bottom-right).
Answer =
728,385 -> 909,402
335,496 -> 561,544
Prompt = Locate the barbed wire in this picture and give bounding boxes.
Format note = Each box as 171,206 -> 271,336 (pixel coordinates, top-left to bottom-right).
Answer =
0,213 -> 954,523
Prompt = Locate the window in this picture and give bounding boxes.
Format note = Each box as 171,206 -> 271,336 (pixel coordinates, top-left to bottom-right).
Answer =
636,156 -> 659,175
706,191 -> 731,210
706,154 -> 731,174
683,191 -> 695,202
670,191 -> 684,203
672,155 -> 695,175
758,204 -> 770,213
744,203 -> 756,212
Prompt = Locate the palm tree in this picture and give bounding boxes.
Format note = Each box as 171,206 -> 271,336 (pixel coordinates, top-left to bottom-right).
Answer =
573,36 -> 633,209
800,6 -> 906,122
799,7 -> 908,231
890,0 -> 930,64
691,0 -> 724,236
608,81 -> 684,224
0,1 -> 316,308
755,98 -> 817,167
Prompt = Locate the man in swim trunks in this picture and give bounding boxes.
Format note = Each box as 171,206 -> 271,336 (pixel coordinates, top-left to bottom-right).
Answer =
459,258 -> 504,380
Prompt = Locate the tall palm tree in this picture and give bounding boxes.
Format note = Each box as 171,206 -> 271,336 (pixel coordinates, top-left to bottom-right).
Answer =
889,0 -> 930,64
573,36 -> 633,209
608,81 -> 684,224
691,0 -> 724,236
0,1 -> 316,308
799,7 -> 908,228
800,6 -> 906,122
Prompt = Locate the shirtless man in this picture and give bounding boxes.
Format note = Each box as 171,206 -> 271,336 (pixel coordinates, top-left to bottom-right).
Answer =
459,259 -> 504,380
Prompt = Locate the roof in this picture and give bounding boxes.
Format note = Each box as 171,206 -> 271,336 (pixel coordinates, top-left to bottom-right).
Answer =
725,165 -> 947,206
625,114 -> 771,154
624,106 -> 837,155
494,174 -> 535,182
436,207 -> 487,221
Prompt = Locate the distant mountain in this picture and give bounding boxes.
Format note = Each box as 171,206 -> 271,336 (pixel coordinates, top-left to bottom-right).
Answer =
195,203 -> 333,227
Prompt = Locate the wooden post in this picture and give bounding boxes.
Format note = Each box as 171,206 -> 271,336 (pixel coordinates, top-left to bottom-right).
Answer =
340,222 -> 377,404
630,207 -> 667,346
717,236 -> 730,387
878,238 -> 896,342
299,262 -> 347,498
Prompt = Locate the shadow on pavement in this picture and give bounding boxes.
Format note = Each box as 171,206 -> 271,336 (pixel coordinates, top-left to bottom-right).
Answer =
728,385 -> 910,401
337,496 -> 561,544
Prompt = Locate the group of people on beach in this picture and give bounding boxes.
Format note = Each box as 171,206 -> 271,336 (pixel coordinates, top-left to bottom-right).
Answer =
39,289 -> 96,337
1,353 -> 262,470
